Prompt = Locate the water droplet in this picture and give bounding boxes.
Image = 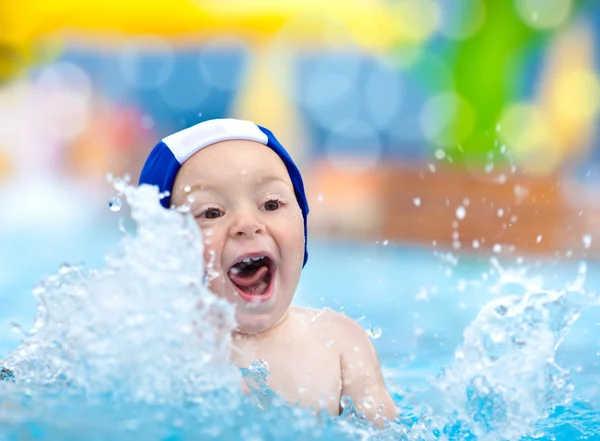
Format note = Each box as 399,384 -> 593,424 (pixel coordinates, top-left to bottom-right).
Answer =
455,206 -> 466,220
452,220 -> 459,229
325,340 -> 333,348
497,208 -> 504,217
496,123 -> 501,132
362,396 -> 374,409
536,234 -> 542,244
472,239 -> 480,249
353,345 -> 360,352
415,286 -> 429,301
435,149 -> 446,160
490,330 -> 506,343
452,241 -> 461,250
493,244 -> 502,253
366,326 -> 382,340
484,163 -> 494,173
317,194 -> 324,202
0,367 -> 14,381
58,262 -> 73,274
428,163 -> 436,173
382,240 -> 389,246
583,234 -> 592,249
340,396 -> 353,409
183,185 -> 191,193
413,197 -> 421,207
106,172 -> 114,183
186,195 -> 196,204
109,197 -> 122,212
463,198 -> 470,207
497,174 -> 507,184
112,177 -> 127,194
452,231 -> 459,240
9,321 -> 25,335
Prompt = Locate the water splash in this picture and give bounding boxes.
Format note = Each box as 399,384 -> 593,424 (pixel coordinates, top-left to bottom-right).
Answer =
1,182 -> 599,440
435,259 -> 596,440
2,183 -> 239,405
0,183 -> 393,440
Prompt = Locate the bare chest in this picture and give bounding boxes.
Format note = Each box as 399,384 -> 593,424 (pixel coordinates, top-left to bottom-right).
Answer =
236,338 -> 342,415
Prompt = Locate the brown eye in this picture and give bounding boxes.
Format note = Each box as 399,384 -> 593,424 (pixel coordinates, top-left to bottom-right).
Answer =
202,208 -> 223,219
264,200 -> 281,211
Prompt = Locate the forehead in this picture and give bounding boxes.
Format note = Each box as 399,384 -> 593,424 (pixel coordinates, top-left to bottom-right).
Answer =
174,139 -> 291,187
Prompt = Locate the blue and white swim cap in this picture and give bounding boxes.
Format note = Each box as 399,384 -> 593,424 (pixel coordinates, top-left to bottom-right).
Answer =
139,118 -> 310,267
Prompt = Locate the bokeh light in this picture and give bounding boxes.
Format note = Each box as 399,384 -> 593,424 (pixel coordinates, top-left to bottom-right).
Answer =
438,0 -> 487,40
301,53 -> 363,129
549,68 -> 600,134
515,0 -> 572,30
198,37 -> 250,91
499,103 -> 562,175
324,119 -> 382,173
33,62 -> 93,142
158,55 -> 210,111
363,62 -> 403,130
419,92 -> 475,147
391,0 -> 441,44
118,37 -> 174,89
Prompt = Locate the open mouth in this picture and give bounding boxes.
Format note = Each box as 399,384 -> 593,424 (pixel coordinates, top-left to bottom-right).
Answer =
227,255 -> 275,301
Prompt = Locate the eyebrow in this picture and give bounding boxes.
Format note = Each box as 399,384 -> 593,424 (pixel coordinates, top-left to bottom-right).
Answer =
188,175 -> 291,193
256,176 -> 292,187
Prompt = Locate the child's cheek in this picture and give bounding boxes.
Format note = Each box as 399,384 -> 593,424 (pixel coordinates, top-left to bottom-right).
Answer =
201,234 -> 224,273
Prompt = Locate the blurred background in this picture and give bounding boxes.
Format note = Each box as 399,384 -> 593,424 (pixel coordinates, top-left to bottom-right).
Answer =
2,0 -> 600,257
2,0 -> 600,347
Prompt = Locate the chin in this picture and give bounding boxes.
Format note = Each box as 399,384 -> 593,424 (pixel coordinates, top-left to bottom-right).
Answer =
233,298 -> 290,335
235,315 -> 274,334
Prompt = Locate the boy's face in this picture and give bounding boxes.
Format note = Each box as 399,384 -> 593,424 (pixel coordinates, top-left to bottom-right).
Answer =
171,140 -> 305,334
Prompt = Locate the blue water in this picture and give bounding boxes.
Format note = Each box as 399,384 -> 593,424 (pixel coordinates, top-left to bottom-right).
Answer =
1,188 -> 600,440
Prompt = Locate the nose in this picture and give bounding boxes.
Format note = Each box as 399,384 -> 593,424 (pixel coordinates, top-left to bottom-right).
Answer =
229,211 -> 265,239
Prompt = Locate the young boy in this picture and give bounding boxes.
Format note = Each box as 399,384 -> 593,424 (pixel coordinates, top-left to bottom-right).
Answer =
139,118 -> 396,423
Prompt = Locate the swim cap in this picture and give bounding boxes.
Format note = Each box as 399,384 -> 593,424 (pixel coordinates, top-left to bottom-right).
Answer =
138,118 -> 309,267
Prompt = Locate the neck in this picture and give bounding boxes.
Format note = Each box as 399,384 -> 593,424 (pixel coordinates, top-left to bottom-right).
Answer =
233,307 -> 291,341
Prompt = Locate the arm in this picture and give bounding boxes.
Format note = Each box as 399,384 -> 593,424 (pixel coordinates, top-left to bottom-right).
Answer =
334,313 -> 397,425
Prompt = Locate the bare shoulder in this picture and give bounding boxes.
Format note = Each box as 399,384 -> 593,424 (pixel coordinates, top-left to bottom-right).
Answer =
288,307 -> 370,348
289,306 -> 360,331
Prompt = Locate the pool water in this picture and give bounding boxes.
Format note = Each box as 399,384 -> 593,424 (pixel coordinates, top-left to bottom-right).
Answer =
1,184 -> 600,440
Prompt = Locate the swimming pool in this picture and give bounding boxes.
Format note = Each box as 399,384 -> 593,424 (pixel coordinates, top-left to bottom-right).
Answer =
1,185 -> 599,440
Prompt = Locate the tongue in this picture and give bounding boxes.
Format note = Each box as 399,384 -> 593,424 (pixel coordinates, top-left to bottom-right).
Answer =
229,266 -> 269,290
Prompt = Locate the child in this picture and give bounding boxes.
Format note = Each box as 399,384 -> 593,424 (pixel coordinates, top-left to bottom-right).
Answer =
139,118 -> 396,423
